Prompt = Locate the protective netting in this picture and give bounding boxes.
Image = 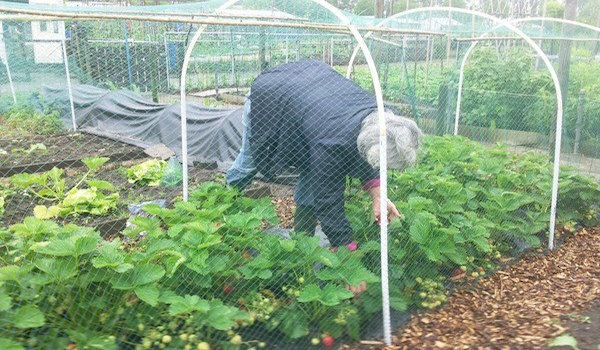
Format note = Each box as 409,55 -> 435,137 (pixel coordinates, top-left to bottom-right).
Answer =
0,2 -> 600,350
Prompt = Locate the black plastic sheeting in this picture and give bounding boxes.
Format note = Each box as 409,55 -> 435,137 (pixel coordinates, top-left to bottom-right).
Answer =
38,85 -> 244,169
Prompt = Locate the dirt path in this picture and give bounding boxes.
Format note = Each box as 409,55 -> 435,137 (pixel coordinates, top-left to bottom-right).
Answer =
344,226 -> 600,350
556,300 -> 600,350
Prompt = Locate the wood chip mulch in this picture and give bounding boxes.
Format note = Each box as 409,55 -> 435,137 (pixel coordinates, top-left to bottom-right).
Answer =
345,226 -> 600,350
272,196 -> 296,229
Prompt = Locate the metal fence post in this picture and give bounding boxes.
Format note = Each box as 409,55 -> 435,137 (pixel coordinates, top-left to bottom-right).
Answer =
62,39 -> 77,131
446,81 -> 454,134
574,89 -> 585,155
124,21 -> 133,87
163,33 -> 170,90
437,83 -> 448,135
230,28 -> 236,86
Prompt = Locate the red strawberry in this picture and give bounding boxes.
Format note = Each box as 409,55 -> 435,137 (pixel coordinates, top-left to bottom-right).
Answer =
322,335 -> 335,348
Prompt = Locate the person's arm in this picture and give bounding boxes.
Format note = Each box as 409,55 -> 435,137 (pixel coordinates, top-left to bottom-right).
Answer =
354,156 -> 401,225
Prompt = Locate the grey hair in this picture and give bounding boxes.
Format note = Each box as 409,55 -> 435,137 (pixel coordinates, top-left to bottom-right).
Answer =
356,111 -> 423,170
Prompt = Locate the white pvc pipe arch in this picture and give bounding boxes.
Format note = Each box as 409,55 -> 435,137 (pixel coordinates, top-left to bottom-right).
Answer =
1,57 -> 16,105
179,0 -> 394,345
347,7 -> 564,251
455,17 -> 600,124
454,20 -> 600,251
513,17 -> 600,36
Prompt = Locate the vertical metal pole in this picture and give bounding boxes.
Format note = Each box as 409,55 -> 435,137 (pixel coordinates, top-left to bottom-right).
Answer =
574,89 -> 585,155
446,81 -> 454,134
535,0 -> 547,70
163,33 -> 170,90
446,4 -> 452,66
330,37 -> 334,66
62,39 -> 77,131
285,34 -> 289,63
230,28 -> 235,86
425,36 -> 430,87
124,21 -> 133,87
2,57 -> 16,105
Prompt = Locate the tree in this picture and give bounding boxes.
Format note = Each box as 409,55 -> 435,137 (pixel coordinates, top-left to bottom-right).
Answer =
353,0 -> 374,15
545,0 -> 565,18
577,0 -> 600,25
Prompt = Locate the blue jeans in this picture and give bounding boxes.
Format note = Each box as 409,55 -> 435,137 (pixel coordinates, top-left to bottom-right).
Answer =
226,96 -> 256,190
226,96 -> 314,207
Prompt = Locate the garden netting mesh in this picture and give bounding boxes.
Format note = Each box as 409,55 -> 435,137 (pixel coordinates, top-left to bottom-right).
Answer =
0,2 -> 599,350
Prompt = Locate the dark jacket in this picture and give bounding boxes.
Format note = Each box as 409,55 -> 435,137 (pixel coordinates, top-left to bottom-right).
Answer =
249,60 -> 378,245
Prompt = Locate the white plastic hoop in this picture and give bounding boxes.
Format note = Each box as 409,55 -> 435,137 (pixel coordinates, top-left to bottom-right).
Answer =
454,19 -> 563,251
346,7 -> 564,251
179,0 -> 392,344
2,57 -> 16,105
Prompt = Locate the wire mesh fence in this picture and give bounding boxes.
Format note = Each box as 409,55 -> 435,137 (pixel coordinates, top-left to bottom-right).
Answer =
0,2 -> 600,350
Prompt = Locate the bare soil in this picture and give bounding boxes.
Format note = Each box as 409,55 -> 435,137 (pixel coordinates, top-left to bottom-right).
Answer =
557,300 -> 600,350
0,133 -> 142,169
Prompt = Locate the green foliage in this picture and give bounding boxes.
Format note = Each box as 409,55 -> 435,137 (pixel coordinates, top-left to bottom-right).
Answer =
0,106 -> 63,138
546,0 -> 565,18
9,157 -> 118,219
126,159 -> 167,187
10,143 -> 47,155
1,137 -> 599,347
0,185 -> 12,219
461,47 -> 555,132
346,136 -> 599,314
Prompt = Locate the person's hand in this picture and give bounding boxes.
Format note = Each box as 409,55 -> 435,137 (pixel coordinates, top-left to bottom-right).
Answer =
346,281 -> 367,297
369,187 -> 402,224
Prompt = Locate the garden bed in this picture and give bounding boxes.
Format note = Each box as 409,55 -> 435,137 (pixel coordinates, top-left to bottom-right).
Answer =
0,132 -> 147,177
1,151 -> 295,237
0,158 -> 224,233
0,135 -> 598,350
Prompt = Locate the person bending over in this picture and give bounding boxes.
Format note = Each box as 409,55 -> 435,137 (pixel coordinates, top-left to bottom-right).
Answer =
227,60 -> 422,279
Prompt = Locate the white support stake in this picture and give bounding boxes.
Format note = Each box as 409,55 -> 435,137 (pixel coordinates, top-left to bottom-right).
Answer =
2,57 -> 16,105
62,39 -> 77,131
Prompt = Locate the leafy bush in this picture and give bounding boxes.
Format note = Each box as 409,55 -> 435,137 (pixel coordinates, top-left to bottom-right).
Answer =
349,47 -> 600,151
0,106 -> 63,138
126,159 -> 167,187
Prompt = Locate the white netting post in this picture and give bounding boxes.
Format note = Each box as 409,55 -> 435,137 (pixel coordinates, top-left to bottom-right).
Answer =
2,56 -> 16,105
61,38 -> 77,131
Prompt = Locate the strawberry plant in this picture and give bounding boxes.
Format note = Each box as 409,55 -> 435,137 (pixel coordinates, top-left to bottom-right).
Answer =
346,135 -> 600,315
0,136 -> 598,348
9,157 -> 119,219
0,215 -> 256,349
